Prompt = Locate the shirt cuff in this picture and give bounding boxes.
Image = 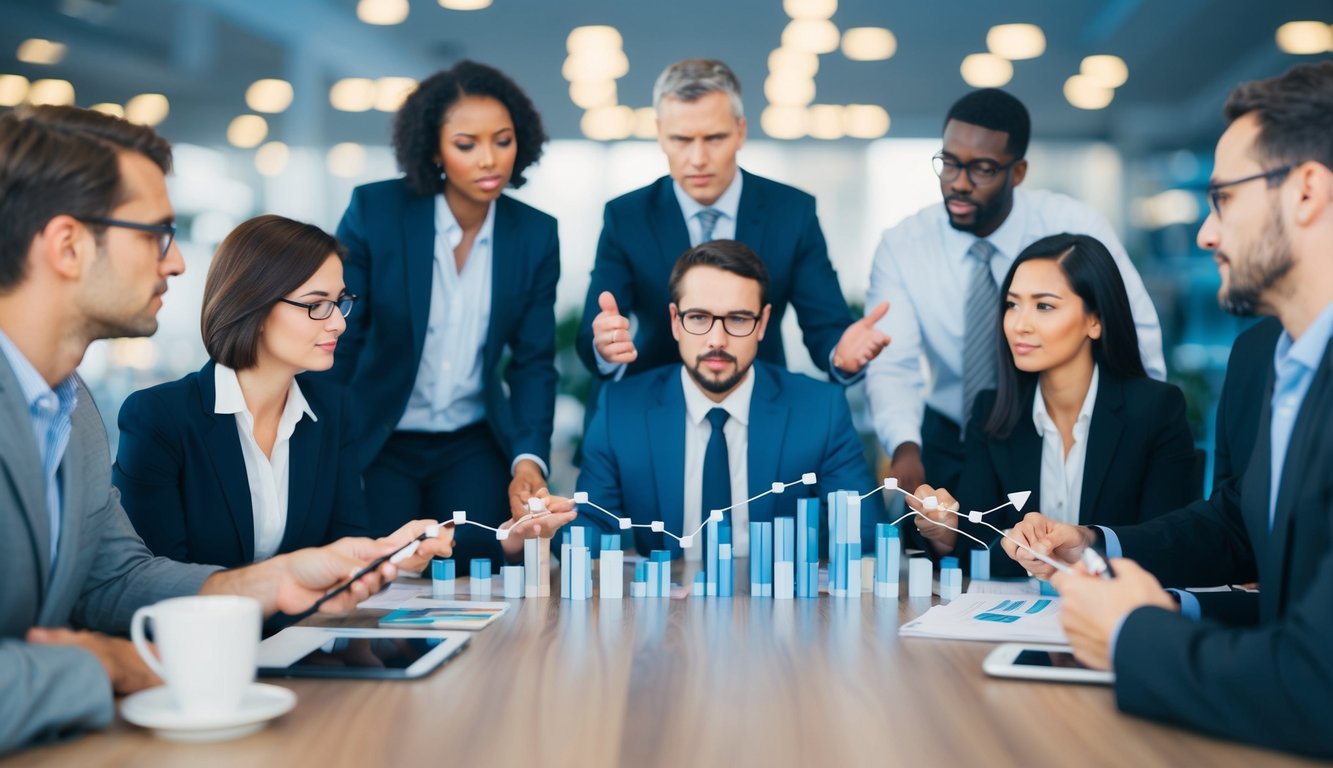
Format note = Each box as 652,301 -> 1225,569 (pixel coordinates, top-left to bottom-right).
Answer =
1094,525 -> 1122,559
1167,589 -> 1202,620
511,454 -> 548,478
827,349 -> 865,385
592,343 -> 627,379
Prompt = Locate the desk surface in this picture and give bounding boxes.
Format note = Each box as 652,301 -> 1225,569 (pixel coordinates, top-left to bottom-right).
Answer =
7,578 -> 1318,767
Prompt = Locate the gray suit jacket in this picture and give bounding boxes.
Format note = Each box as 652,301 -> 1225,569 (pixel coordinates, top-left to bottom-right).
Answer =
0,352 -> 219,754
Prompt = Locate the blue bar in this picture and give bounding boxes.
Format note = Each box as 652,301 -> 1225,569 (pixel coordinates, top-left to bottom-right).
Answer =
759,521 -> 773,595
600,534 -> 622,553
470,558 -> 491,581
797,498 -> 817,565
970,548 -> 990,581
651,550 -> 671,598
693,570 -> 706,596
776,517 -> 795,562
706,517 -> 719,597
749,522 -> 762,596
719,521 -> 733,598
432,559 -> 456,580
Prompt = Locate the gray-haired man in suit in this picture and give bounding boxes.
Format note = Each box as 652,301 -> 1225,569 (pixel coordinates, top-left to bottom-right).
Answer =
0,105 -> 449,754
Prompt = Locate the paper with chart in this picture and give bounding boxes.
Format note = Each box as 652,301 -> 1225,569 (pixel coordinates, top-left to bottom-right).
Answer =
899,593 -> 1066,643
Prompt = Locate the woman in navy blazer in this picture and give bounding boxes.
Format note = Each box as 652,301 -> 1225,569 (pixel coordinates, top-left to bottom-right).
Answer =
325,61 -> 559,560
913,234 -> 1195,572
115,216 -> 454,568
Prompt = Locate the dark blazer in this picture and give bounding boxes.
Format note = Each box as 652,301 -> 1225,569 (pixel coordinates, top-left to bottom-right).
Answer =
576,170 -> 853,379
327,179 -> 559,471
953,371 -> 1196,574
112,362 -> 370,568
574,361 -> 880,557
1111,328 -> 1333,758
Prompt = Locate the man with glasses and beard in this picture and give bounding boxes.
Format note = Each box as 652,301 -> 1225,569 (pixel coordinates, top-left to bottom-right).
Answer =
864,89 -> 1165,494
570,240 -> 880,560
1000,61 -> 1333,759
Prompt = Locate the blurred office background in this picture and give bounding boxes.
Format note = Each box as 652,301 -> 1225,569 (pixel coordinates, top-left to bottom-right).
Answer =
3,0 -> 1331,493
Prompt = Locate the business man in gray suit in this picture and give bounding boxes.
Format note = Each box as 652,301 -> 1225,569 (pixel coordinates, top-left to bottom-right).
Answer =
0,105 -> 450,754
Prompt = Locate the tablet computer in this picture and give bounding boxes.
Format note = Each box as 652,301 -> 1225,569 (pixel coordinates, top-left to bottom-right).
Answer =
983,643 -> 1114,684
257,627 -> 469,680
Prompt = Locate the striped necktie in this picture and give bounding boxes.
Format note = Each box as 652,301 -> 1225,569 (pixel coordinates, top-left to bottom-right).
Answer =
961,239 -> 999,436
697,208 -> 721,244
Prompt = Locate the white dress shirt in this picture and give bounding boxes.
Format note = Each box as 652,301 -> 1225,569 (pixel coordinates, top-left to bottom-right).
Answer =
1033,365 -> 1099,526
397,196 -> 494,434
214,364 -> 316,562
680,366 -> 753,561
594,174 -> 744,379
865,187 -> 1165,455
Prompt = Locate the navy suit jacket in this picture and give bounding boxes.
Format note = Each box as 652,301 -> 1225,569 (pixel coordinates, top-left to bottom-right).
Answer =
574,361 -> 880,558
328,178 -> 559,470
953,372 -> 1196,575
1108,324 -> 1333,758
576,171 -> 853,379
112,362 -> 369,568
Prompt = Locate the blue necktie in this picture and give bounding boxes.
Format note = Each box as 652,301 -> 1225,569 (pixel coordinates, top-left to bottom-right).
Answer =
702,407 -> 731,528
697,208 -> 721,244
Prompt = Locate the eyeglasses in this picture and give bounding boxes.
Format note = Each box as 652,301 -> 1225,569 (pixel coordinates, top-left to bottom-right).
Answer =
278,294 -> 357,320
678,310 -> 760,337
79,216 -> 176,260
932,152 -> 1016,187
1205,164 -> 1294,220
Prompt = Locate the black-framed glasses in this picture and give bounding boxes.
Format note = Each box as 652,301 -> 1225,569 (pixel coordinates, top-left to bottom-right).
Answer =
79,216 -> 176,259
278,294 -> 357,320
678,309 -> 760,337
1205,164 -> 1295,220
932,152 -> 1016,186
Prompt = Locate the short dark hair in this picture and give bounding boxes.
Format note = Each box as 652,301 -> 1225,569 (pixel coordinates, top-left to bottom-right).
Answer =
201,215 -> 346,370
1224,60 -> 1333,172
392,60 -> 548,197
0,104 -> 172,293
668,239 -> 770,307
944,88 -> 1031,160
984,233 -> 1145,439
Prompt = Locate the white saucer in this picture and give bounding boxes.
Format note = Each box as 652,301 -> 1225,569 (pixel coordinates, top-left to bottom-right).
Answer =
120,683 -> 296,742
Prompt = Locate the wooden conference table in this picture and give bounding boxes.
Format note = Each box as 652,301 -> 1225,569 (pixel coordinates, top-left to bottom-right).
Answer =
7,568 -> 1320,767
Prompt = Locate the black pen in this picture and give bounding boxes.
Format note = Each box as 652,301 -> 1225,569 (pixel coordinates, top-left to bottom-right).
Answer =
290,523 -> 449,622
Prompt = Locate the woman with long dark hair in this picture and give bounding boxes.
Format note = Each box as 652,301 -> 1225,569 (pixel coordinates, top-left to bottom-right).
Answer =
912,233 -> 1195,572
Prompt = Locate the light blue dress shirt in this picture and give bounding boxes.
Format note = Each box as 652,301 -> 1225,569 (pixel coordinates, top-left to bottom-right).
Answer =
397,197 -> 494,434
0,330 -> 78,567
395,198 -> 546,476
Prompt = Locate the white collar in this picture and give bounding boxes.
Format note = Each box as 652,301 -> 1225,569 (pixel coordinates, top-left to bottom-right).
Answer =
435,196 -> 496,250
672,169 -> 744,223
1032,364 -> 1099,437
214,363 -> 316,424
681,364 -> 754,428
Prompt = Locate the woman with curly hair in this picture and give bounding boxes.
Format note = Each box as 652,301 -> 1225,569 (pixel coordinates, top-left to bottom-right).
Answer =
326,61 -> 561,562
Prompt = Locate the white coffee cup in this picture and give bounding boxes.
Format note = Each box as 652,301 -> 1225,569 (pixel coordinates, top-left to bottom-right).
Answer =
130,595 -> 262,717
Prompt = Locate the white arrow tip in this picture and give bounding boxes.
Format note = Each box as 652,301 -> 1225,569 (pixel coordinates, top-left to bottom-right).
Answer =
1008,491 -> 1032,512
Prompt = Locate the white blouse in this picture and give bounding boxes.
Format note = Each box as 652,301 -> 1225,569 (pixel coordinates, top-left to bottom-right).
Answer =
214,364 -> 316,561
1032,366 -> 1099,526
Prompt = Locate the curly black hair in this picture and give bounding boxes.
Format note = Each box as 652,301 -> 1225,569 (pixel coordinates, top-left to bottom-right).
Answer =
392,60 -> 548,196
